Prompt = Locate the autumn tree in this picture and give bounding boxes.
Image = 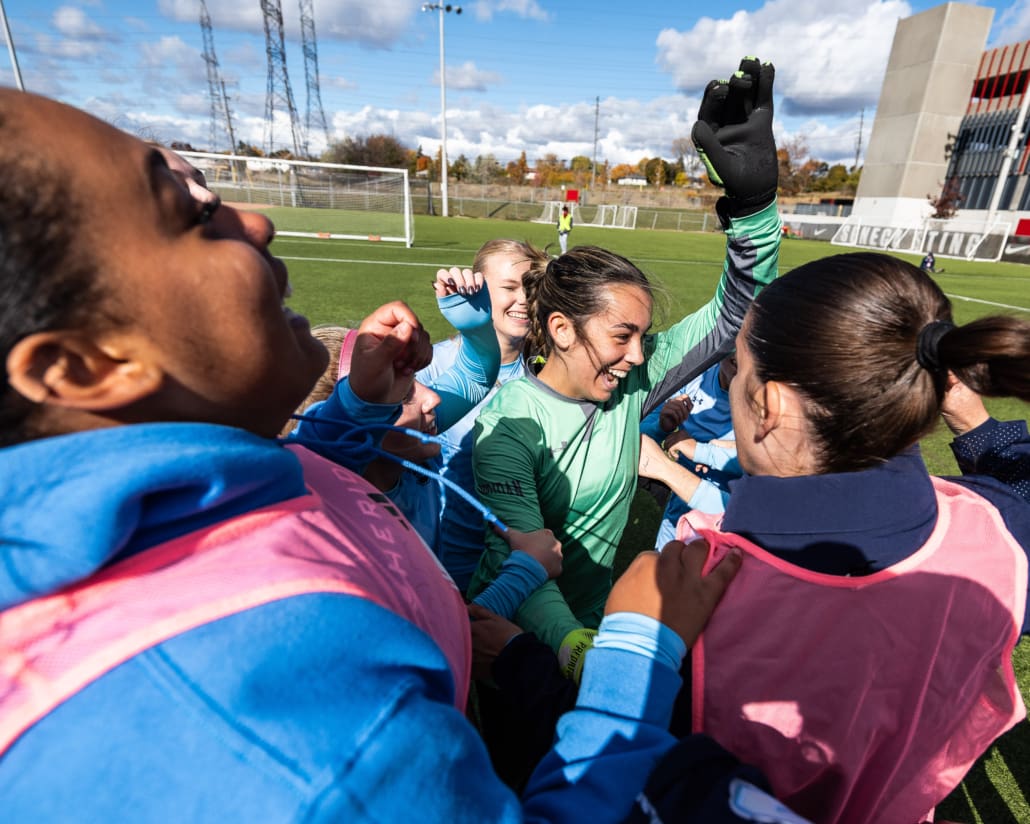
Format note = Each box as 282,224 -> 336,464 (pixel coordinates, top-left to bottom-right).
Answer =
473,153 -> 504,183
451,154 -> 471,182
534,153 -> 567,187
928,177 -> 964,219
776,135 -> 810,196
672,136 -> 704,183
506,151 -> 529,183
323,134 -> 409,168
609,162 -> 640,183
644,156 -> 669,186
236,141 -> 264,157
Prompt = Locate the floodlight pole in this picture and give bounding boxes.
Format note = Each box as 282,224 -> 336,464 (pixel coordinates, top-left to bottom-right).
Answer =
0,0 -> 24,91
422,3 -> 460,217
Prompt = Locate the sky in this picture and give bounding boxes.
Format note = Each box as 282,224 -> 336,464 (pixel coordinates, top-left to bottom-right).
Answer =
3,0 -> 1030,168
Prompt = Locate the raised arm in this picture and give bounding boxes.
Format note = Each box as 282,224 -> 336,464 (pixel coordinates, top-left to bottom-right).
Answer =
644,58 -> 781,416
424,267 -> 502,432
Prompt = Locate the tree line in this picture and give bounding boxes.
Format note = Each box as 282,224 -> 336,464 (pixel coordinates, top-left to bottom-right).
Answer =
202,132 -> 862,196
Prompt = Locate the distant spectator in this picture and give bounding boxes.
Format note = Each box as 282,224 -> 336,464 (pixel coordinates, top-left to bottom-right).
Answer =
557,205 -> 573,254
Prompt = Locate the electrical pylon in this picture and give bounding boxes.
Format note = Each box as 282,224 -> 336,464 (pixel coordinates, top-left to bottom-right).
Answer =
299,0 -> 331,155
199,0 -> 236,152
261,0 -> 304,156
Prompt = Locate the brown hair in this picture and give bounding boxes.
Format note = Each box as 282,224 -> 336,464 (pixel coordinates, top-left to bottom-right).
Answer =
521,245 -> 653,363
744,252 -> 1030,473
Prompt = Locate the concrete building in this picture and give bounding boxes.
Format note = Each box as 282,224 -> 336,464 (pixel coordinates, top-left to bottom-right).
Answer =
789,2 -> 1030,263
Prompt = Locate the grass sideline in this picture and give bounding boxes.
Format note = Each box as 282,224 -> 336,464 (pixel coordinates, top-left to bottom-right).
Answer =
276,211 -> 1030,821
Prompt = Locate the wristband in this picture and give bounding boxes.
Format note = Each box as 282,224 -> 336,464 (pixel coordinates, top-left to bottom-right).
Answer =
557,627 -> 597,683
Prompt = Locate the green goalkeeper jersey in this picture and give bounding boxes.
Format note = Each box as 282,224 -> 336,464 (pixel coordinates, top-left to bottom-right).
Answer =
468,201 -> 782,652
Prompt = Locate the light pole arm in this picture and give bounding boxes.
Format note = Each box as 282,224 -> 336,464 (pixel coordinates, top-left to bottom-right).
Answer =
0,0 -> 25,91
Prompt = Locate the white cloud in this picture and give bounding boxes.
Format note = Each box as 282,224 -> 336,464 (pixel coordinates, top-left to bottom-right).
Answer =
992,0 -> 1030,45
439,60 -> 502,90
159,0 -> 417,47
470,0 -> 549,23
36,34 -> 105,60
656,0 -> 911,117
158,0 -> 266,35
53,6 -> 108,39
39,4 -> 117,59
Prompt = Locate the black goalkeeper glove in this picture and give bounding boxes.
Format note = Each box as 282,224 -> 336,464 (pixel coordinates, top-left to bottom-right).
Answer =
691,56 -> 777,222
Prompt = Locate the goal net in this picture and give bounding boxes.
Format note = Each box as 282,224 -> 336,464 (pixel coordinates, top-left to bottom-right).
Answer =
532,201 -> 565,224
532,201 -> 631,228
176,151 -> 415,247
615,205 -> 638,230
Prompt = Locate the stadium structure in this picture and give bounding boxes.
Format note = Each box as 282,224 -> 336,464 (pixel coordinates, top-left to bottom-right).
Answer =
786,1 -> 1030,264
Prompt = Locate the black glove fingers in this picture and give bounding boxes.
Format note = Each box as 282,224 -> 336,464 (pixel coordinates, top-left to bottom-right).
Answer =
692,55 -> 778,218
696,79 -> 729,129
723,71 -> 754,125
690,120 -> 735,187
754,61 -> 775,113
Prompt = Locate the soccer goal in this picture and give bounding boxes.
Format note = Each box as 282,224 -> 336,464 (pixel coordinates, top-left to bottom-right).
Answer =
532,201 -> 565,224
177,151 -> 415,247
614,205 -> 638,230
577,204 -> 619,227
533,201 -> 631,228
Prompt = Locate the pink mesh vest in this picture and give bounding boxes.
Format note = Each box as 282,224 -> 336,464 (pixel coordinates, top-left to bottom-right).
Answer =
0,445 -> 471,756
679,478 -> 1026,824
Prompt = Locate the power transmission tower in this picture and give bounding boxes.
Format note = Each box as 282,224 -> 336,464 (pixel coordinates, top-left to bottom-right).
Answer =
299,0 -> 331,155
199,0 -> 236,152
261,0 -> 304,157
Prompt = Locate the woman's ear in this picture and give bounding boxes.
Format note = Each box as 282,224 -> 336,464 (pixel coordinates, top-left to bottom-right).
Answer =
546,312 -> 575,351
6,331 -> 162,411
753,379 -> 780,439
756,379 -> 810,442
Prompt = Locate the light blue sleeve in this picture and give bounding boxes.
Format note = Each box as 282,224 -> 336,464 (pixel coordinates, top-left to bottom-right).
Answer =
694,441 -> 739,472
686,477 -> 731,515
286,377 -> 400,473
472,551 -> 548,619
428,291 -> 501,433
519,643 -> 682,822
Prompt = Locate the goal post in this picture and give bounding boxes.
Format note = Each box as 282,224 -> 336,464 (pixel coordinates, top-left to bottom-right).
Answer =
177,151 -> 415,247
533,201 -> 630,228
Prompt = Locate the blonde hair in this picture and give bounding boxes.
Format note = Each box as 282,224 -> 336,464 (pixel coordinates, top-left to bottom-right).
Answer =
473,238 -> 549,278
279,324 -> 351,437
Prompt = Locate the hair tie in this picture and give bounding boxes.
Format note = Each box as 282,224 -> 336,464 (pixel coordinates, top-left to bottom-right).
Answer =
915,320 -> 954,372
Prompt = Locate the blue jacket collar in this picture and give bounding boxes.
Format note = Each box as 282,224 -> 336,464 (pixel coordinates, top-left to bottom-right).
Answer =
721,449 -> 937,575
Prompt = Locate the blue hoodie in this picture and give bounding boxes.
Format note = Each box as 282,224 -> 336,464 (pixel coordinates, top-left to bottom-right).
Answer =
0,422 -> 688,822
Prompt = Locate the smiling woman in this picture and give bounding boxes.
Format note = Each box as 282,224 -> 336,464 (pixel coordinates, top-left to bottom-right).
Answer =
467,56 -> 783,672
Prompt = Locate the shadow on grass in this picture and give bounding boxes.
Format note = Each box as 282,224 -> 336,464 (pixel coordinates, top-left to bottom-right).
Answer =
937,699 -> 1030,823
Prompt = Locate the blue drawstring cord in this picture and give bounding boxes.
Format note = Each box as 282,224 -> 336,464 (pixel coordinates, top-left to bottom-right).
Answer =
283,412 -> 509,533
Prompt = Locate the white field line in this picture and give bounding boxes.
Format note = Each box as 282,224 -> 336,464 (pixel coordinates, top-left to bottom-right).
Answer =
947,293 -> 1030,313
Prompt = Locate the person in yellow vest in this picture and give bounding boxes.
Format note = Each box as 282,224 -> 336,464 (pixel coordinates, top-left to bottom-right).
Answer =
557,205 -> 573,254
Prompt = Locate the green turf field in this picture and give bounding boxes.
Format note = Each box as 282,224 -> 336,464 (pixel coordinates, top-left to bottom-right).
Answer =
276,211 -> 1030,821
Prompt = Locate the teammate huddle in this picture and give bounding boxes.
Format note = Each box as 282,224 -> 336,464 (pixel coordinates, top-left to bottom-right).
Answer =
2,56 -> 1030,824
